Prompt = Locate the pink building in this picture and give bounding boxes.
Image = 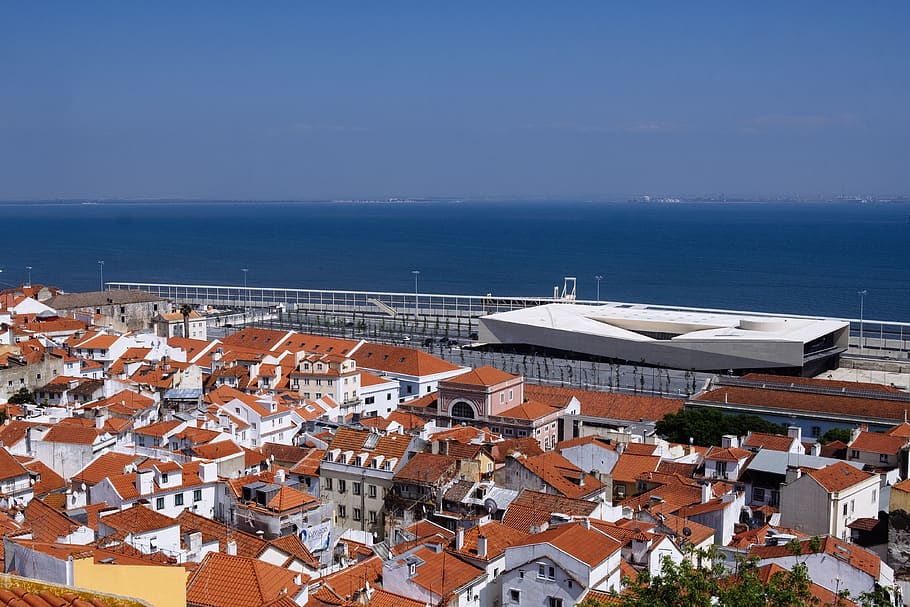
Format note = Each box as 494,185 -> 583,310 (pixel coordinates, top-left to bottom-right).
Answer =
435,366 -> 575,450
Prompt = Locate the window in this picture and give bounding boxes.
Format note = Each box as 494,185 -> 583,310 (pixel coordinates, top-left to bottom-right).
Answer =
811,426 -> 821,438
880,453 -> 889,463
509,389 -> 513,400
161,473 -> 169,484
753,487 -> 766,502
452,401 -> 475,419
175,493 -> 184,506
843,503 -> 848,516
873,489 -> 878,503
325,478 -> 333,490
193,489 -> 202,502
369,510 -> 377,524
353,508 -> 361,521
365,396 -> 375,405
338,480 -> 346,493
851,450 -> 860,459
338,505 -> 346,518
368,484 -> 377,498
548,599 -> 563,607
406,385 -> 413,394
509,590 -> 520,604
538,564 -> 546,578
500,393 -> 505,404
156,497 -> 165,510
716,461 -> 727,477
353,482 -> 361,495
387,393 -> 392,400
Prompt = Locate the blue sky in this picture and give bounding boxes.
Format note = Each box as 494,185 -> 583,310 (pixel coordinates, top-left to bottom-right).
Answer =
1,3 -> 907,199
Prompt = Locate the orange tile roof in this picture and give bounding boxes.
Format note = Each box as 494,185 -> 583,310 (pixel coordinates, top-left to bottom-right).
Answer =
743,373 -> 904,393
524,385 -> 683,422
750,535 -> 881,579
394,453 -> 459,485
443,366 -> 516,387
803,461 -> 875,492
498,399 -> 560,421
265,485 -> 318,512
515,522 -> 622,567
611,453 -> 661,484
186,551 -> 307,607
622,442 -> 659,456
176,509 -> 266,559
351,343 -> 462,377
321,555 -> 383,601
849,431 -> 908,455
401,546 -> 485,596
73,452 -> 142,485
99,504 -> 177,534
22,458 -> 66,496
449,520 -> 528,561
697,384 -> 910,423
516,451 -> 604,499
0,447 -> 29,482
0,580 -> 121,607
887,422 -> 910,438
742,432 -> 797,452
289,449 -> 324,477
367,589 -> 427,607
705,446 -> 753,462
133,419 -> 184,438
360,370 -> 394,387
264,533 -> 319,570
24,498 -> 81,542
42,424 -> 103,446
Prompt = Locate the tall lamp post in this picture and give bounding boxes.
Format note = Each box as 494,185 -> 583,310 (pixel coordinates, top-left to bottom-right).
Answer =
595,275 -> 603,302
98,260 -> 104,291
858,289 -> 867,353
25,266 -> 32,289
412,270 -> 420,319
242,268 -> 249,319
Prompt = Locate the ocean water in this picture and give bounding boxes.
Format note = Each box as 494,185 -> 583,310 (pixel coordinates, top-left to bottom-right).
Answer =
2,200 -> 909,322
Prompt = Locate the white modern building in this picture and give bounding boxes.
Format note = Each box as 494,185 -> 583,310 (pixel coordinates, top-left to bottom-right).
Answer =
478,303 -> 849,374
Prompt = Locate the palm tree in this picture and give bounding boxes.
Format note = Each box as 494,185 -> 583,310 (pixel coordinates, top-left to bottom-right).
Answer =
179,303 -> 194,338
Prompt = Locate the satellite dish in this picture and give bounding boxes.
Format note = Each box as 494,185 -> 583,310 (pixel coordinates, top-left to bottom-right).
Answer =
484,498 -> 497,515
682,527 -> 692,537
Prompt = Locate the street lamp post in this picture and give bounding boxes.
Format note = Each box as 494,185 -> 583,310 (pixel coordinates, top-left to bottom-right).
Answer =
595,275 -> 603,302
25,266 -> 32,289
242,268 -> 249,319
858,289 -> 867,353
98,260 -> 104,291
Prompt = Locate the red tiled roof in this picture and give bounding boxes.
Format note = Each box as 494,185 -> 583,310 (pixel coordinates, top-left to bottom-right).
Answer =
186,551 -> 307,607
705,446 -> 753,462
0,447 -> 29,482
73,452 -> 141,485
351,343 -> 463,377
401,546 -> 485,596
449,521 -> 528,561
611,453 -> 661,484
516,451 -> 604,499
99,504 -> 177,534
394,453 -> 458,484
848,431 -> 908,455
443,366 -> 516,387
750,535 -> 881,579
803,461 -> 875,492
524,385 -> 683,422
41,425 -> 103,445
742,432 -> 797,452
515,522 -> 621,567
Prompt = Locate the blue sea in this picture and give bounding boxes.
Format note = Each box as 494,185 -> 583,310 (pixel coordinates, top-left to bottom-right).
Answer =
3,200 -> 909,322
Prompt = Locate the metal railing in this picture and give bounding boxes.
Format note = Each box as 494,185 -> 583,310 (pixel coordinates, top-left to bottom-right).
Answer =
106,281 -> 910,357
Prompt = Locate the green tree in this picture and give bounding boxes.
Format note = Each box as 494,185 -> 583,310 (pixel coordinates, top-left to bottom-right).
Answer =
581,550 -> 821,607
8,387 -> 36,405
179,303 -> 194,338
818,427 -> 851,445
655,408 -> 788,447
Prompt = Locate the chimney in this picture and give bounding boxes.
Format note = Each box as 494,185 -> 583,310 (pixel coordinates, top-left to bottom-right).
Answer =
275,468 -> 286,484
529,523 -> 548,534
477,535 -> 487,558
95,409 -> 106,431
701,482 -> 712,503
188,531 -> 202,552
199,461 -> 217,483
850,425 -> 864,444
787,426 -> 802,444
785,466 -> 802,484
810,442 -> 821,457
226,540 -> 237,555
456,527 -> 464,551
616,442 -> 626,455
579,474 -> 585,487
721,435 -> 738,449
135,469 -> 154,496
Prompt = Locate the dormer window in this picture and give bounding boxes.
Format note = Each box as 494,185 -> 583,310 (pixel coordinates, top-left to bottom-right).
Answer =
161,473 -> 169,484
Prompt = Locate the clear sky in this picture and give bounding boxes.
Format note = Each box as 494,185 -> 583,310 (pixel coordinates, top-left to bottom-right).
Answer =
1,3 -> 907,200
